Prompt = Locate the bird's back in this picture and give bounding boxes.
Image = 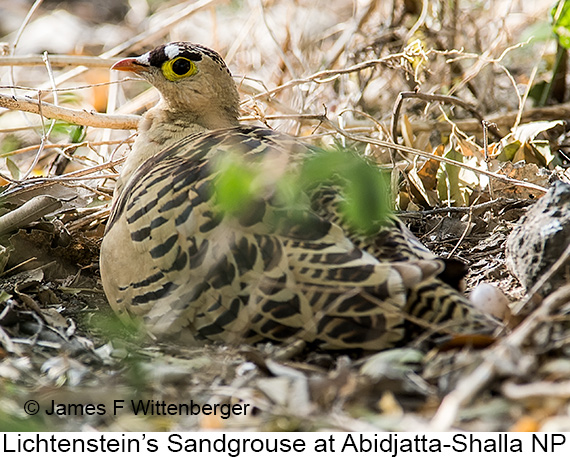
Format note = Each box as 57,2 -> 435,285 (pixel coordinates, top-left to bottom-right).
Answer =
101,125 -> 497,350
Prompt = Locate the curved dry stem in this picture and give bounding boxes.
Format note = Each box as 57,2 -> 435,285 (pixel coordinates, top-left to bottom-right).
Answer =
251,56 -> 399,100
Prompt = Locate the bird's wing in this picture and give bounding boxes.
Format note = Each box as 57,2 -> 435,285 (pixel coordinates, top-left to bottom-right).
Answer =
101,126 -> 494,349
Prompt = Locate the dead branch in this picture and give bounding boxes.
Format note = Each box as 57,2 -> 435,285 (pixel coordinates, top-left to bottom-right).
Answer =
410,102 -> 570,135
0,93 -> 139,129
0,195 -> 62,235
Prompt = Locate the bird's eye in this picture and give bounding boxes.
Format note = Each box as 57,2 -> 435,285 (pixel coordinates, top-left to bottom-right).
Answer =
172,58 -> 192,75
162,57 -> 196,81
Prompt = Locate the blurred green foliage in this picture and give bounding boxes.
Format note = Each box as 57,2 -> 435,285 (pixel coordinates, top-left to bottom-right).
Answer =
214,146 -> 391,236
553,0 -> 570,49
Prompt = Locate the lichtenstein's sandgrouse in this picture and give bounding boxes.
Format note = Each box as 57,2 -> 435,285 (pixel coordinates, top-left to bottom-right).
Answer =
100,42 -> 498,350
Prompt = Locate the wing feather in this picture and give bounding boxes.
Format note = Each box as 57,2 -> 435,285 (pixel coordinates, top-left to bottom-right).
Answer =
101,126 -> 496,349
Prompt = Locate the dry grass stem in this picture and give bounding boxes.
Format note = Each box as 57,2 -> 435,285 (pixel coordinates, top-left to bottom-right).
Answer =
0,55 -> 117,68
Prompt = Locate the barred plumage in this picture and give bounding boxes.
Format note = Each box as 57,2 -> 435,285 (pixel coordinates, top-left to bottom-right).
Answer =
100,42 -> 498,350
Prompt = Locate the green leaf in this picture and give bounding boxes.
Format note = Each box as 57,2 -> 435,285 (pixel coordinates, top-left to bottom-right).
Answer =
552,0 -> 570,49
213,155 -> 259,215
299,148 -> 390,234
69,125 -> 86,143
213,147 -> 391,235
0,135 -> 21,155
498,121 -> 562,164
497,140 -> 521,162
5,158 -> 20,180
342,158 -> 390,234
45,122 -> 86,143
437,147 -> 468,206
521,20 -> 557,44
0,289 -> 12,302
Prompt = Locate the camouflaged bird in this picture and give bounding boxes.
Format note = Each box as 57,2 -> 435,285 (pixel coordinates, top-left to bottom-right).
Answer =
100,42 -> 498,350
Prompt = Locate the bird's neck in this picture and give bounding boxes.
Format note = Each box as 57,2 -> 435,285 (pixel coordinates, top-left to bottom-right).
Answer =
115,102 -> 238,196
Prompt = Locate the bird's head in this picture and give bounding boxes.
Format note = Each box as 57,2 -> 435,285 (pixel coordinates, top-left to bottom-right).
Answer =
112,42 -> 240,129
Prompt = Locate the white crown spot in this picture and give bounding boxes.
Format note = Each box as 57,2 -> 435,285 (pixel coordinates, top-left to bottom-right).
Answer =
164,44 -> 181,60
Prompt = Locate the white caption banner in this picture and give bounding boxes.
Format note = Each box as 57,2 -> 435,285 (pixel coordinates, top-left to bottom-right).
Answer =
1,432 -> 567,456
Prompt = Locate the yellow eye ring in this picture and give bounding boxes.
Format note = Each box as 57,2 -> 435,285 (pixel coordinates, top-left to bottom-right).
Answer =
161,57 -> 197,81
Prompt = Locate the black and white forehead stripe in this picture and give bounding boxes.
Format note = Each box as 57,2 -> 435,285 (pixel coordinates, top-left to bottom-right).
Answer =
137,42 -> 231,75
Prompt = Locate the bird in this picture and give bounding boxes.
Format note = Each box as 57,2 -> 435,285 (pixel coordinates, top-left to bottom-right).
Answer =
100,42 -> 498,351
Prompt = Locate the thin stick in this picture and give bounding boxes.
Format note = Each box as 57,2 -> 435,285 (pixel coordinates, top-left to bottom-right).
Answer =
0,157 -> 124,197
9,0 -> 44,94
257,0 -> 299,79
447,206 -> 473,259
20,52 -> 58,181
252,56 -> 397,100
404,0 -> 428,44
398,102 -> 570,135
482,120 -> 494,199
0,138 -> 134,159
399,197 -> 524,216
0,55 -> 116,68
